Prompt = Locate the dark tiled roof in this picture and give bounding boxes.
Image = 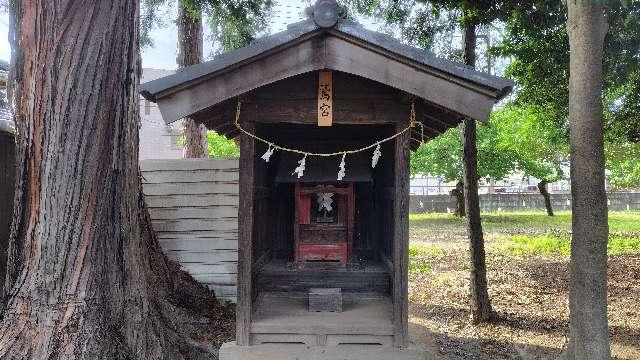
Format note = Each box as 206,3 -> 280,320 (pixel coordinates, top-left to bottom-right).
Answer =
140,20 -> 318,100
140,18 -> 513,102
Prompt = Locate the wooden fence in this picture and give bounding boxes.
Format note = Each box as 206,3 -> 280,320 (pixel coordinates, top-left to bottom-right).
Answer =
141,159 -> 239,302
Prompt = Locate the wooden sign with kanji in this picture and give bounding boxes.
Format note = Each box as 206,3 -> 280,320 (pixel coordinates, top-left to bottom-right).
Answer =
317,70 -> 333,126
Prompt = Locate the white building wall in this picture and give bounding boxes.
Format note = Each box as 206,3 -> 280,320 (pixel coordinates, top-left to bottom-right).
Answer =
139,68 -> 183,160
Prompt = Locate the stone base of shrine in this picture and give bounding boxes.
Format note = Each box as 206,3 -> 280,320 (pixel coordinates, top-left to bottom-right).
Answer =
219,342 -> 425,360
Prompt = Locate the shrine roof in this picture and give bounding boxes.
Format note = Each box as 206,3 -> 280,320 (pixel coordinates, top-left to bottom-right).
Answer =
140,18 -> 512,105
139,3 -> 513,126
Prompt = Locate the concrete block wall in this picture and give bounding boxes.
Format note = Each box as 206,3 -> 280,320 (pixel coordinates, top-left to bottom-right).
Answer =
410,192 -> 640,213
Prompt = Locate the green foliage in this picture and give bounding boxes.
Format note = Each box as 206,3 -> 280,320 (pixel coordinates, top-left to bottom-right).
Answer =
409,243 -> 446,257
408,243 -> 447,278
608,234 -> 640,255
409,260 -> 433,275
176,130 -> 239,158
410,211 -> 640,257
140,0 -> 172,48
606,142 -> 640,188
344,0 -> 457,51
140,0 -> 272,53
495,0 -> 640,143
348,1 -> 639,189
410,126 -> 463,181
206,131 -> 239,158
201,0 -> 273,53
409,113 -> 521,183
501,233 -> 571,256
492,105 -> 567,183
409,103 -> 572,188
409,210 -> 640,233
499,233 -> 640,257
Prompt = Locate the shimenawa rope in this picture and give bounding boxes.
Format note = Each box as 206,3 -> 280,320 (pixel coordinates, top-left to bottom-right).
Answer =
233,100 -> 424,157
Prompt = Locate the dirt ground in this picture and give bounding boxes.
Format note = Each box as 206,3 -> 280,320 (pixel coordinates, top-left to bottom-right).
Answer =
408,212 -> 640,360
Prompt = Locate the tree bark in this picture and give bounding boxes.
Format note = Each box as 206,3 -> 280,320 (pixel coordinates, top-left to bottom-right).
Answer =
0,1 -> 225,358
450,180 -> 465,217
177,3 -> 208,158
462,22 -> 492,323
566,2 -> 610,359
537,180 -> 554,216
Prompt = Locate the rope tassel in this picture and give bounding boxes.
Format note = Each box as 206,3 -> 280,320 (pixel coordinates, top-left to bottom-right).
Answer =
337,153 -> 346,181
371,143 -> 382,168
234,99 -> 423,168
292,154 -> 307,178
261,144 -> 275,162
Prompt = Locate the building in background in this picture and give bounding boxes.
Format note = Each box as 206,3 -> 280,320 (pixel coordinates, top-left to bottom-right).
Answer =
0,59 -> 10,126
2,66 -> 183,160
140,68 -> 183,160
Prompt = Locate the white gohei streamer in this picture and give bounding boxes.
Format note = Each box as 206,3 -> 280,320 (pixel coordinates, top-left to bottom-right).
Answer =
337,153 -> 346,180
261,144 -> 275,162
371,143 -> 382,168
317,193 -> 334,212
292,154 -> 307,178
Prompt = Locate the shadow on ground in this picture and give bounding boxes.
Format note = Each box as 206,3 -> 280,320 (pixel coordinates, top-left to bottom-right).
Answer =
410,321 -> 562,360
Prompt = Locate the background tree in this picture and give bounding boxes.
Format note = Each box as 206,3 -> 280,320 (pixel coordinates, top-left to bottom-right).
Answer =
207,131 -> 240,158
410,118 -> 518,213
566,1 -> 610,358
142,0 -> 272,156
495,1 -> 640,143
493,105 -> 569,216
178,0 -> 208,158
0,0 -> 229,357
494,0 -> 640,195
178,130 -> 240,158
606,142 -> 640,189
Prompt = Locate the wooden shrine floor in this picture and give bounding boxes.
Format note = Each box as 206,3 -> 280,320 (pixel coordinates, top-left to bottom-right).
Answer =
250,291 -> 394,346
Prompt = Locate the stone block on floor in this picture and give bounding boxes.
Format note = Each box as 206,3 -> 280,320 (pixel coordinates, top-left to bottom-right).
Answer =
309,287 -> 342,312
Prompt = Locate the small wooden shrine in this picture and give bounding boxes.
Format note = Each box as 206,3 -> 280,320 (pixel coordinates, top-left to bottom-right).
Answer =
141,0 -> 512,357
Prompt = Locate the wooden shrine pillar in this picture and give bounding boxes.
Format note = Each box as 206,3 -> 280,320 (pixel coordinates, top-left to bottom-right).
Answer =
237,121 -> 256,346
392,122 -> 410,348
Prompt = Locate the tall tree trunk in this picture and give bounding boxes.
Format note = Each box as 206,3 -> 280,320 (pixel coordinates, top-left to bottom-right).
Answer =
0,1 -> 224,358
177,3 -> 208,158
462,22 -> 492,323
566,2 -> 610,359
450,180 -> 465,217
537,180 -> 554,216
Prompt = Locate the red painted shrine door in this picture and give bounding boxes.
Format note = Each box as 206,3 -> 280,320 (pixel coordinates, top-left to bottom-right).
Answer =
294,183 -> 354,264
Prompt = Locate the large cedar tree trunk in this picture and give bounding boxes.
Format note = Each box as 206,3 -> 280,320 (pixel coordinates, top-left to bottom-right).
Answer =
461,22 -> 492,323
537,180 -> 554,216
566,2 -> 610,359
177,4 -> 208,158
0,1 -> 225,358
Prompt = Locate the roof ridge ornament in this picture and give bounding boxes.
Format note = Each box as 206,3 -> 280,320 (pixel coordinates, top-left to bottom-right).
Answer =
307,0 -> 341,28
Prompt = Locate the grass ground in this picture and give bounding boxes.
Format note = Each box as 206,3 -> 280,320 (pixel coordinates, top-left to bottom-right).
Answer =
408,211 -> 640,359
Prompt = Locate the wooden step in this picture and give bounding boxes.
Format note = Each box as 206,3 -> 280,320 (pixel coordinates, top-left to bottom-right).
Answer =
257,260 -> 391,293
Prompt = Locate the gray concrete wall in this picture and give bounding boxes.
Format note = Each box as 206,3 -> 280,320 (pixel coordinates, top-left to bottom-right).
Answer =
410,192 -> 640,213
141,158 -> 239,302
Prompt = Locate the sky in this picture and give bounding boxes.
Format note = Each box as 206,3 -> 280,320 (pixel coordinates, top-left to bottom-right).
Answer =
0,1 -> 380,69
0,12 -> 8,62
